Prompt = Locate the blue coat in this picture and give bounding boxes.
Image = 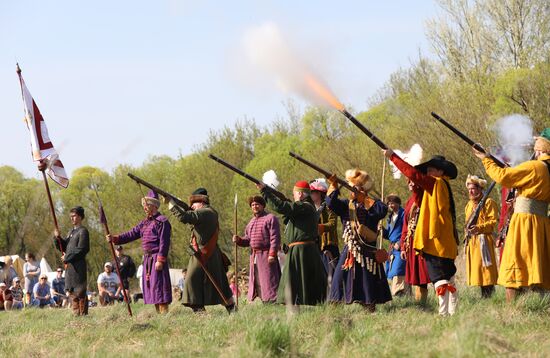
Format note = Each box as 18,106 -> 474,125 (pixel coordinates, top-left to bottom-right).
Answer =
384,207 -> 406,278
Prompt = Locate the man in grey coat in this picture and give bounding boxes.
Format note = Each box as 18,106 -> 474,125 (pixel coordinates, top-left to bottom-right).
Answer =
54,206 -> 90,316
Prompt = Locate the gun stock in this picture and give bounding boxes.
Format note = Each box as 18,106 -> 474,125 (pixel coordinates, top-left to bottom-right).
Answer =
208,154 -> 289,201
127,173 -> 189,209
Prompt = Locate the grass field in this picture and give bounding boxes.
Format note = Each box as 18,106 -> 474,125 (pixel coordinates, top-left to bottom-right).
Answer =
2,286 -> 550,357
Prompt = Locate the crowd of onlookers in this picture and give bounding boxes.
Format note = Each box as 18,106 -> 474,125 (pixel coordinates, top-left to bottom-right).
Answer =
0,245 -> 142,311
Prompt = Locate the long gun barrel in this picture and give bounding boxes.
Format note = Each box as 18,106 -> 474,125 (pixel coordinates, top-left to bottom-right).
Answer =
464,181 -> 497,245
431,112 -> 507,168
340,109 -> 389,150
288,151 -> 382,198
289,151 -> 354,191
127,173 -> 189,209
208,154 -> 289,201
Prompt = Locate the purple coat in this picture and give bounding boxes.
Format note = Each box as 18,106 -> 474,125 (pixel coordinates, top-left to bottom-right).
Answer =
237,211 -> 281,302
115,212 -> 172,305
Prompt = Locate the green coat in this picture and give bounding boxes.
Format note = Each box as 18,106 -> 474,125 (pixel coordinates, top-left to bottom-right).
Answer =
262,189 -> 327,305
170,204 -> 232,306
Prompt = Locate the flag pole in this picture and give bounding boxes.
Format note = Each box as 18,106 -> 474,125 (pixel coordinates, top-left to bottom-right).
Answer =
93,184 -> 133,316
234,193 -> 238,307
38,161 -> 64,253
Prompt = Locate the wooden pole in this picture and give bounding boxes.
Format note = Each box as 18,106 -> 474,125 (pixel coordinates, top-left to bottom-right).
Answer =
234,193 -> 238,307
377,158 -> 387,250
93,186 -> 133,316
39,166 -> 64,254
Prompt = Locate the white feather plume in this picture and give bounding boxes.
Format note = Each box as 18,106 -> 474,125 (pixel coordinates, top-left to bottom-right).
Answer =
262,170 -> 280,189
389,144 -> 423,179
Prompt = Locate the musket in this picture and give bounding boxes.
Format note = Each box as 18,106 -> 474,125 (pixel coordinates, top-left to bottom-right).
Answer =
339,109 -> 389,150
208,154 -> 289,201
431,112 -> 508,168
288,151 -> 382,198
289,151 -> 354,191
127,173 -> 189,209
464,181 -> 497,247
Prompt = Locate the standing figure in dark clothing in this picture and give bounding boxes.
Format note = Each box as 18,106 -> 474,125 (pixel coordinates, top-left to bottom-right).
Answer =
326,169 -> 392,312
115,245 -> 137,302
108,190 -> 172,314
53,206 -> 90,316
169,188 -> 235,313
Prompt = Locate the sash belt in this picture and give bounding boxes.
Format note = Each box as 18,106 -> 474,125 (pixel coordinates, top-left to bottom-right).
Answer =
514,196 -> 549,217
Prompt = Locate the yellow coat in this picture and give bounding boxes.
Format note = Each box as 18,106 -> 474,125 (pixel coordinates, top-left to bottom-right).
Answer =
413,177 -> 458,259
465,198 -> 498,286
483,155 -> 550,289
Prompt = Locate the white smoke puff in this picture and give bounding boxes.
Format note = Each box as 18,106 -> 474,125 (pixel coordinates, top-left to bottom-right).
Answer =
262,170 -> 280,189
494,114 -> 533,166
389,144 -> 423,179
242,22 -> 339,108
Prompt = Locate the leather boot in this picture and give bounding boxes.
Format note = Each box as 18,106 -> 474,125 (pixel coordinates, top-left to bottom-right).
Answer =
434,280 -> 449,316
79,296 -> 88,316
72,296 -> 81,316
159,303 -> 169,314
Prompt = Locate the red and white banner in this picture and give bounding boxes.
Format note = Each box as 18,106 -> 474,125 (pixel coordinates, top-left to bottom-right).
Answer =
17,67 -> 69,188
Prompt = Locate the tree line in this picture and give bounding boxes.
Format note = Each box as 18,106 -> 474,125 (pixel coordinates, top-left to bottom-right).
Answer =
1,0 -> 548,281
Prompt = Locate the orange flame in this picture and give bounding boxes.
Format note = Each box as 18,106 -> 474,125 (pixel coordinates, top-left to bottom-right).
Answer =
304,74 -> 344,111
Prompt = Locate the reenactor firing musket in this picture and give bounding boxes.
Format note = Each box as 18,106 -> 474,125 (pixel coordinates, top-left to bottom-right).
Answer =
208,154 -> 290,201
430,112 -> 514,241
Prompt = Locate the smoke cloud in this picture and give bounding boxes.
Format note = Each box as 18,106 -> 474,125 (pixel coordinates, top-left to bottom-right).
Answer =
494,114 -> 533,166
242,22 -> 340,108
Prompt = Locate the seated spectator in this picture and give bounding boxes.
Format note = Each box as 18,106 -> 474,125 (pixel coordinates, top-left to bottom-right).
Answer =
32,274 -> 55,308
1,256 -> 18,285
0,282 -> 13,310
97,262 -> 122,306
174,269 -> 187,301
87,291 -> 98,307
51,268 -> 68,308
9,278 -> 24,310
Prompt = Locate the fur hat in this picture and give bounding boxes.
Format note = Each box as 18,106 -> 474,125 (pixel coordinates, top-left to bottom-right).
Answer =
189,187 -> 209,205
141,190 -> 160,208
415,155 -> 458,179
465,174 -> 487,189
247,195 -> 266,207
345,169 -> 374,192
309,178 -> 328,193
293,181 -> 311,194
534,128 -> 550,153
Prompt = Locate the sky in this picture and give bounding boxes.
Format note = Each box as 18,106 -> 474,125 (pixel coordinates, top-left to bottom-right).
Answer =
0,1 -> 438,179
